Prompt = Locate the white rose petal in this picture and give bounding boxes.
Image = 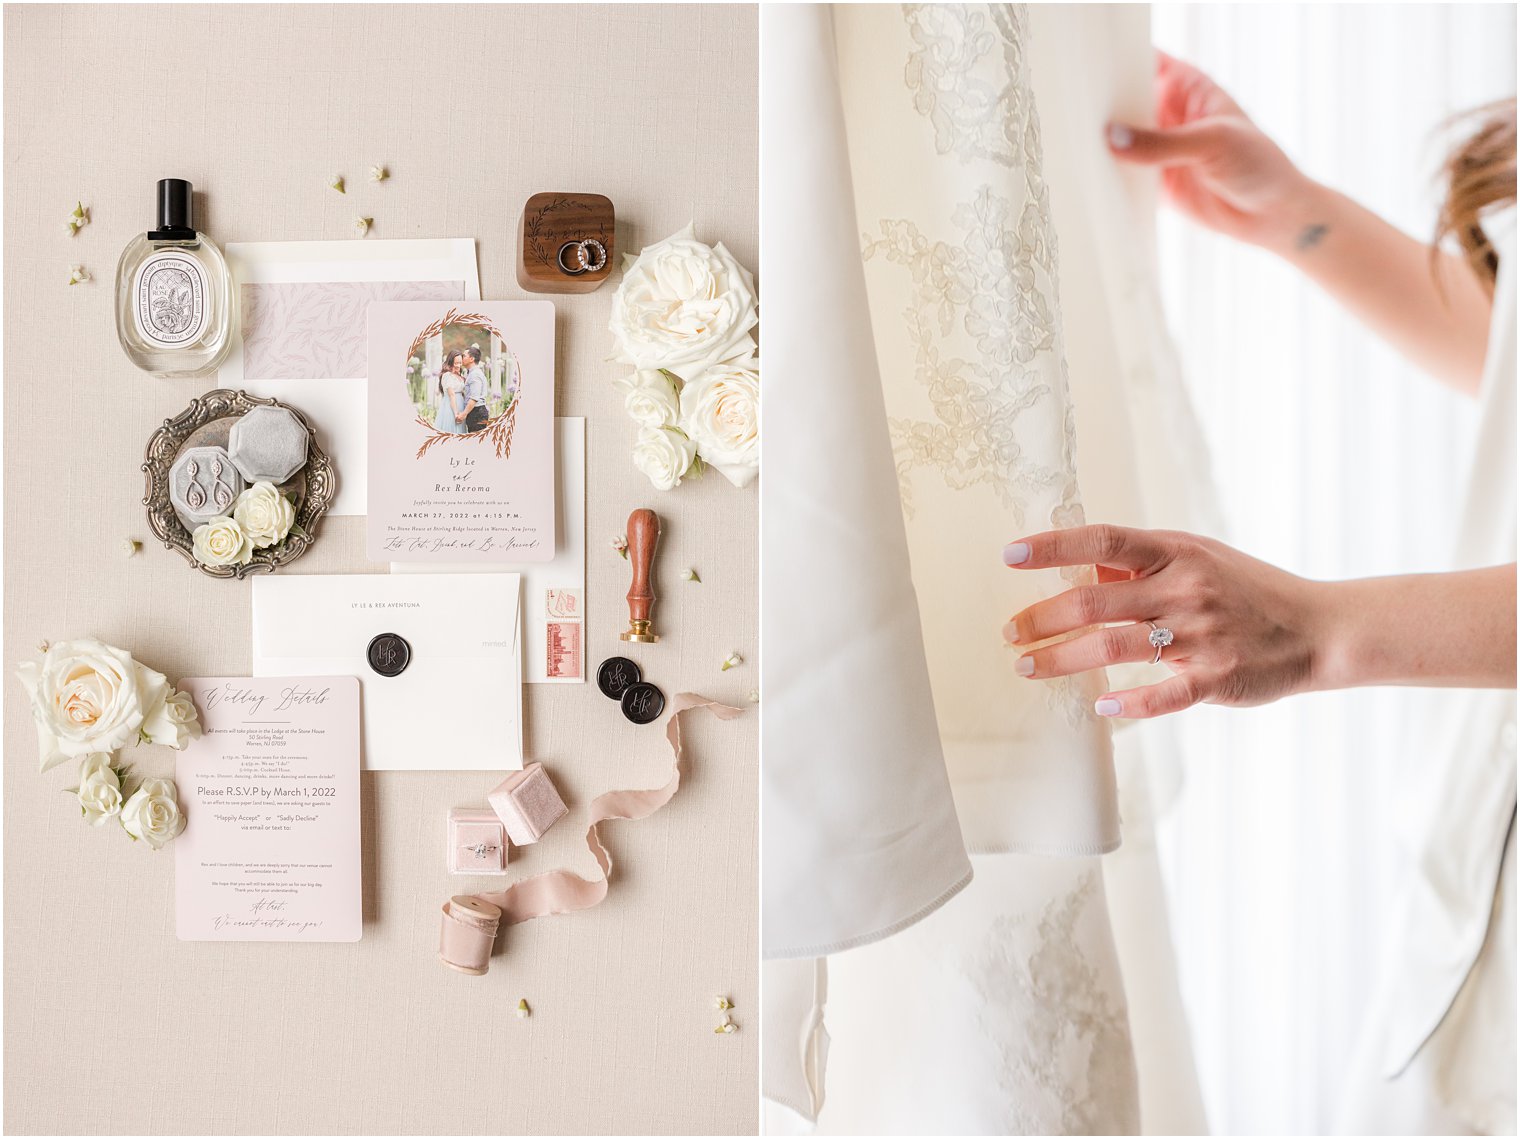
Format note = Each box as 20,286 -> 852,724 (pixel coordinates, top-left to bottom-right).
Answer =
679,354 -> 759,489
630,427 -> 698,493
232,482 -> 295,549
16,639 -> 150,772
609,223 -> 758,380
76,754 -> 123,826
141,686 -> 202,750
120,778 -> 185,850
615,369 -> 682,430
191,516 -> 253,567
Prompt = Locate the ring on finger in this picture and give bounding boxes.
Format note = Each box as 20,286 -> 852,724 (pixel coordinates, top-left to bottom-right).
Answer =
1145,620 -> 1175,665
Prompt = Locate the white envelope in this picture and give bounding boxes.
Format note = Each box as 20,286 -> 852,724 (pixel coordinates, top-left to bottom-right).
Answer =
393,417 -> 586,684
251,573 -> 522,771
222,238 -> 483,516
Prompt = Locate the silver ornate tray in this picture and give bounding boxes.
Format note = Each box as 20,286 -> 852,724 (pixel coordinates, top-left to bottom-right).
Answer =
142,389 -> 336,579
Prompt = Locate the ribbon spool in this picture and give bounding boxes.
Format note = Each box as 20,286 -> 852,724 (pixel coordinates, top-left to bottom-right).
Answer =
438,895 -> 502,975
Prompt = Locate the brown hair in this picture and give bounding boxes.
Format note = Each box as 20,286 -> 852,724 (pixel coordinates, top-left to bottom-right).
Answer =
1436,98 -> 1517,288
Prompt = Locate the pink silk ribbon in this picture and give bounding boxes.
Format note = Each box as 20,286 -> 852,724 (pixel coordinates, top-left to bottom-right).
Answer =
438,693 -> 743,973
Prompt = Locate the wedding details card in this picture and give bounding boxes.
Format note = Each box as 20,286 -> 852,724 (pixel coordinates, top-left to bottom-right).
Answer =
174,676 -> 361,942
251,572 -> 524,771
367,300 -> 556,564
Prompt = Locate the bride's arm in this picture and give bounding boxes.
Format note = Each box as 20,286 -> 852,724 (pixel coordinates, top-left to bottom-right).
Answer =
1110,52 -> 1493,396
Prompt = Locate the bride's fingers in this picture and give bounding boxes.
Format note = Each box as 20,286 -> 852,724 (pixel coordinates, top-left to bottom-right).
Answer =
1093,674 -> 1204,720
1003,523 -> 1173,575
1012,622 -> 1155,680
1006,578 -> 1165,645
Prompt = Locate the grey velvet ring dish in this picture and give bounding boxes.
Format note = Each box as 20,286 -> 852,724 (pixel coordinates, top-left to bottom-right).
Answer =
142,389 -> 335,579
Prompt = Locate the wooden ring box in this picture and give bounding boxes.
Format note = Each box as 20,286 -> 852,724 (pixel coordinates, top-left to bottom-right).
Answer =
516,192 -> 615,294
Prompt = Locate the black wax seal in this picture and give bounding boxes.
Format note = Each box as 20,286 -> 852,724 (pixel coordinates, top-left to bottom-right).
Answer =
366,633 -> 411,677
620,682 -> 665,725
597,656 -> 642,700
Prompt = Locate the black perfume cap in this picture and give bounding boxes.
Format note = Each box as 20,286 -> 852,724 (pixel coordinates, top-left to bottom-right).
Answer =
149,178 -> 196,240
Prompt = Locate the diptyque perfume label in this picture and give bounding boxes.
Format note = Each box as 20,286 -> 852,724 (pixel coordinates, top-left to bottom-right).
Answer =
134,252 -> 207,346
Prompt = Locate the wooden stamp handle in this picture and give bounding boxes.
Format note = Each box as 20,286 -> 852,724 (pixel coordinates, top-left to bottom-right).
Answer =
625,508 -> 660,627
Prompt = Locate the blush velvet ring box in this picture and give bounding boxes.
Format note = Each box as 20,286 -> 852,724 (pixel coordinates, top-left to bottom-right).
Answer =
488,762 -> 568,846
447,808 -> 510,875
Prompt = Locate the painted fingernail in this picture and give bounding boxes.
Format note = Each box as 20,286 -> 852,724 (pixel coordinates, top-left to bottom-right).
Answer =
1002,620 -> 1021,645
1015,656 -> 1035,677
1107,123 -> 1134,149
1003,542 -> 1030,566
1094,698 -> 1123,717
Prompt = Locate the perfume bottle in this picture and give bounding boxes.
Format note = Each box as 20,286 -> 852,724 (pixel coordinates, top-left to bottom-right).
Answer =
115,179 -> 232,378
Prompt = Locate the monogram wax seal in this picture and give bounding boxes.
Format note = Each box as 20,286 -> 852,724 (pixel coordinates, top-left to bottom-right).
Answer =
620,681 -> 666,725
596,656 -> 642,700
367,633 -> 411,677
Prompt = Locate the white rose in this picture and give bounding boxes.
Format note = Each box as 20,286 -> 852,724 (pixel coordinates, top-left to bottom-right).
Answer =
631,427 -> 699,492
192,516 -> 253,567
120,777 -> 186,850
75,754 -> 123,826
16,639 -> 160,772
141,686 -> 202,750
232,482 -> 295,549
609,223 -> 758,380
680,355 -> 759,489
615,369 -> 682,430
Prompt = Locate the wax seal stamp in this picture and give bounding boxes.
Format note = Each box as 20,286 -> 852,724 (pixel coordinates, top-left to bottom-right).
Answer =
367,632 -> 411,677
620,681 -> 666,725
619,508 -> 661,644
597,656 -> 642,700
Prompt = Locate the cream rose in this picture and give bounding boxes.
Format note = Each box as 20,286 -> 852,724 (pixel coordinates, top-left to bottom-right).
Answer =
142,686 -> 201,750
75,753 -> 123,826
120,777 -> 186,850
616,369 -> 682,430
192,516 -> 253,567
631,427 -> 699,492
609,223 -> 758,380
680,355 -> 759,489
16,639 -> 160,772
232,482 -> 295,549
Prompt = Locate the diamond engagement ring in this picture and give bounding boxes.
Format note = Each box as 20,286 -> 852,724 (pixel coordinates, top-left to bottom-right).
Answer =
1146,620 -> 1174,665
468,842 -> 499,859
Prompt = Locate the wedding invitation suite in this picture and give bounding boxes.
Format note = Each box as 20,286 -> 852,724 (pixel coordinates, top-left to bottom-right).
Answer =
251,572 -> 524,771
393,417 -> 587,683
221,238 -> 483,516
175,676 -> 361,942
367,300 -> 556,563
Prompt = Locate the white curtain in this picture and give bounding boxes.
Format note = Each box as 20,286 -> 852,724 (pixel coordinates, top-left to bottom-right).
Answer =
1148,5 -> 1517,1133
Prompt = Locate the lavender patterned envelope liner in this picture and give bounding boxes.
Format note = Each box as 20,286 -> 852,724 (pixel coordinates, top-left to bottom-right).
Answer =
240,280 -> 465,380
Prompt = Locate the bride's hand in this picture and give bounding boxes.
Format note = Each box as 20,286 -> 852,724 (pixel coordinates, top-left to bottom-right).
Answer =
1108,51 -> 1315,251
1002,524 -> 1326,719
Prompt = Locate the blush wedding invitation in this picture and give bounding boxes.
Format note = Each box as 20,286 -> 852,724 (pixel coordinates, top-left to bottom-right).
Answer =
367,300 -> 556,564
174,676 -> 361,942
251,572 -> 524,771
222,238 -> 482,516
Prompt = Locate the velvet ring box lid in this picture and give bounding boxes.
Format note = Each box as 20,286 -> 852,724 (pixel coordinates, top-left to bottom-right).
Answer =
488,762 -> 568,846
447,808 -> 509,875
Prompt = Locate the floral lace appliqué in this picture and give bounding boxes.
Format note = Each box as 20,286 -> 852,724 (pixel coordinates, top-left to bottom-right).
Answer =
903,3 -> 1032,167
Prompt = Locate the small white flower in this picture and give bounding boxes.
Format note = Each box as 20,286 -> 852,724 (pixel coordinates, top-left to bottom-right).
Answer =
141,686 -> 201,750
232,482 -> 295,549
721,651 -> 743,672
516,998 -> 531,1019
748,689 -> 760,704
191,516 -> 253,567
714,1015 -> 738,1035
65,202 -> 89,236
370,164 -> 389,183
631,427 -> 699,492
121,539 -> 140,557
354,217 -> 372,237
75,754 -> 123,826
68,265 -> 90,286
681,568 -> 700,583
715,996 -> 732,1010
330,174 -> 345,193
120,777 -> 186,850
65,220 -> 81,237
612,535 -> 628,558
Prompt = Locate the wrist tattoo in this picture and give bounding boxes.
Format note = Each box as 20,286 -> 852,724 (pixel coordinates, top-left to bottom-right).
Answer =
1295,223 -> 1330,252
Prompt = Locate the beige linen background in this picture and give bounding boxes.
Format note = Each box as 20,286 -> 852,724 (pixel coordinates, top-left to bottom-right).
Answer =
3,5 -> 757,1134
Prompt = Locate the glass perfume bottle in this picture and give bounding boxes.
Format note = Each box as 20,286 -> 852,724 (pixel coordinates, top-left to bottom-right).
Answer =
115,179 -> 232,378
